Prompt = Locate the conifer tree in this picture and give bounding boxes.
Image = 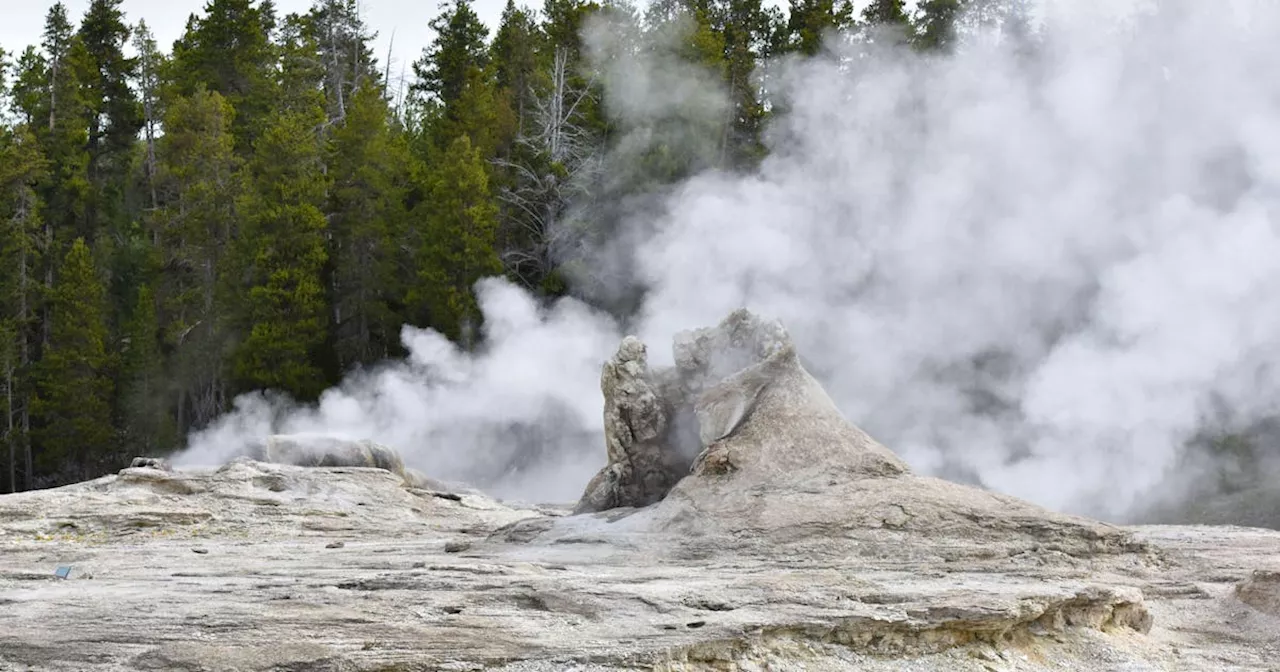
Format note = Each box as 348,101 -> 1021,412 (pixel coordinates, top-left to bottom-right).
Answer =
862,0 -> 913,44
621,1 -> 729,183
169,0 -> 280,152
490,0 -> 543,135
0,126 -> 47,491
117,284 -> 174,453
914,0 -> 965,52
410,134 -> 502,345
409,0 -> 511,156
783,0 -> 853,55
151,88 -> 241,430
234,103 -> 332,400
495,0 -> 605,295
77,0 -> 142,237
9,48 -> 47,128
276,12 -> 327,112
413,0 -> 490,112
31,238 -> 113,480
131,20 -> 165,212
0,319 -> 18,492
539,0 -> 606,139
326,81 -> 414,368
29,4 -> 91,249
28,5 -> 92,352
542,0 -> 601,63
307,0 -> 380,124
717,0 -> 776,168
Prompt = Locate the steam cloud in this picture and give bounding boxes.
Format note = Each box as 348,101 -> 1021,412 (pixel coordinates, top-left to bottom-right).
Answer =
180,0 -> 1280,520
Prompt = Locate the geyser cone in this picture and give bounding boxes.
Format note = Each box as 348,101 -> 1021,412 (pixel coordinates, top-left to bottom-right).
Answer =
580,310 -> 1143,559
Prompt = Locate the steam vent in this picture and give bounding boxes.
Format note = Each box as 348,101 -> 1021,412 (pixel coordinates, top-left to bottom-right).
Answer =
1,311 -> 1279,671
565,310 -> 1148,551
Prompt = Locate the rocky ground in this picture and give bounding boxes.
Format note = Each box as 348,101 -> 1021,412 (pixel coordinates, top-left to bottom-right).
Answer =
0,460 -> 1277,672
2,312 -> 1279,671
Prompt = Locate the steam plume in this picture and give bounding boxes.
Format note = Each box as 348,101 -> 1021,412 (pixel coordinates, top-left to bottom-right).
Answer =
182,0 -> 1280,520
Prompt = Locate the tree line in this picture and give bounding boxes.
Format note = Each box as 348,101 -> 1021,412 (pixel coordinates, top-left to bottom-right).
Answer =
0,0 -> 1031,491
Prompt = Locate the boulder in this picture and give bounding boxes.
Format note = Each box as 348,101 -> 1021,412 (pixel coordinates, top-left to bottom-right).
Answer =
128,457 -> 171,471
1235,570 -> 1280,616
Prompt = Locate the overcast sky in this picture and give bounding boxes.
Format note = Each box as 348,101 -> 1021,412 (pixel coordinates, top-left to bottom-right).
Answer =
1,0 -> 515,83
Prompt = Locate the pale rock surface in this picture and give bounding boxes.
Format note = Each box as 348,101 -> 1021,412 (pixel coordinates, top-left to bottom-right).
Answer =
2,311 -> 1280,671
1235,569 -> 1280,616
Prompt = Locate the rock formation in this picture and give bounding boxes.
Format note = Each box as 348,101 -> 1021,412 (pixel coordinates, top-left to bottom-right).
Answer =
571,310 -> 1130,564
129,456 -> 171,471
575,336 -> 695,513
577,309 -> 909,514
1235,569 -> 1280,616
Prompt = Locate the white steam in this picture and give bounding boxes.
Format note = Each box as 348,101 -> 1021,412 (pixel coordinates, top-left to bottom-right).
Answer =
177,279 -> 620,503
626,0 -> 1280,519
182,0 -> 1280,520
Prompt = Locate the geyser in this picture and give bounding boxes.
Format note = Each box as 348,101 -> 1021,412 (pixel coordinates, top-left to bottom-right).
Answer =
176,1 -> 1280,526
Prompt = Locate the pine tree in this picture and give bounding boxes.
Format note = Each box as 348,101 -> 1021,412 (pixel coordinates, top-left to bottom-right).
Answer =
542,0 -> 601,64
151,88 -> 241,431
307,0 -> 380,124
407,0 -> 516,183
169,0 -> 280,152
914,0 -> 965,52
9,48 -> 47,128
490,0 -> 543,134
495,0 -> 605,295
30,4 -> 92,248
39,3 -> 79,131
117,284 -> 175,454
276,11 -> 328,112
0,126 -> 47,492
783,0 -> 853,55
536,0 -> 608,141
131,20 -> 165,212
325,81 -> 413,368
996,0 -> 1038,63
410,134 -> 502,346
411,0 -> 490,116
234,103 -> 332,400
77,0 -> 142,238
28,5 -> 92,355
717,0 -> 775,168
0,318 -> 18,492
862,0 -> 913,44
31,238 -> 114,481
622,1 -> 729,183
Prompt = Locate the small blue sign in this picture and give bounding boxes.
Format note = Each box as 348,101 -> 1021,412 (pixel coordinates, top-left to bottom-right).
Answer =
54,566 -> 72,579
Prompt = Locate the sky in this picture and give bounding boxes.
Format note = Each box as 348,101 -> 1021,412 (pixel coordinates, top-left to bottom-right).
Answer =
0,0 -> 516,84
